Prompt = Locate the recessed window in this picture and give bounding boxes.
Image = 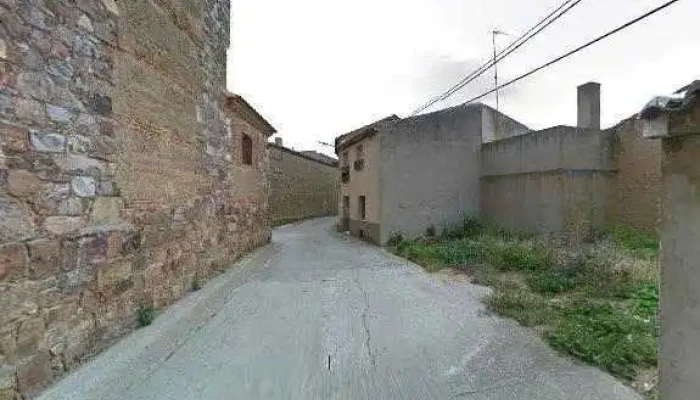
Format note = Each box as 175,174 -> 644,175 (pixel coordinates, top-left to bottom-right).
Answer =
242,133 -> 253,165
358,196 -> 366,220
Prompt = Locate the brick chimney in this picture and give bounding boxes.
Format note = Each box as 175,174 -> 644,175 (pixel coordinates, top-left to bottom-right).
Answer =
577,82 -> 601,130
274,137 -> 283,146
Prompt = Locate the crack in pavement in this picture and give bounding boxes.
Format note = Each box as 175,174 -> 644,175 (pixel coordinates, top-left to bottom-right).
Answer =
354,275 -> 377,369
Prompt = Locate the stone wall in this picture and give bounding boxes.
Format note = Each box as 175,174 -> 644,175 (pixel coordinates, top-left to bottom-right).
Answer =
481,126 -> 615,241
0,1 -> 270,398
268,143 -> 338,225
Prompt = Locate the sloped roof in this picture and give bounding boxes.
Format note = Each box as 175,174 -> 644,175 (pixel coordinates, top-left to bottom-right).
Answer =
300,151 -> 338,165
334,115 -> 400,153
224,93 -> 277,136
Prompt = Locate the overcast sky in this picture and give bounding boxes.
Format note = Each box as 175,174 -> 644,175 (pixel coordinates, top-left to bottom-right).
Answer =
227,0 -> 698,157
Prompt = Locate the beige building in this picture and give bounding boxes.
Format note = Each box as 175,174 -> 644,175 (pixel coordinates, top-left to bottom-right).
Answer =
335,106 -> 528,245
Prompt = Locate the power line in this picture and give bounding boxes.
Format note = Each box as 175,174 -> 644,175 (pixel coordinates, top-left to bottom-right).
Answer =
462,0 -> 683,106
410,0 -> 585,116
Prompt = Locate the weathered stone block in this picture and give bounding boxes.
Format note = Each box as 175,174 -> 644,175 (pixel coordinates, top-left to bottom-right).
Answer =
77,234 -> 108,266
7,169 -> 41,198
90,197 -> 122,225
16,350 -> 52,395
71,176 -> 96,197
46,104 -> 73,123
15,317 -> 45,359
55,154 -> 103,176
88,93 -> 111,116
96,260 -> 132,294
0,196 -> 36,242
0,242 -> 28,282
27,239 -> 60,280
30,131 -> 66,153
58,197 -> 85,216
43,216 -> 85,235
0,364 -> 16,400
15,98 -> 47,125
0,122 -> 29,153
78,14 -> 94,32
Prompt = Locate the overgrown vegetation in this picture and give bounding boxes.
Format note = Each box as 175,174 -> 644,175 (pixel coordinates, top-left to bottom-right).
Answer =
389,215 -> 659,394
137,307 -> 157,328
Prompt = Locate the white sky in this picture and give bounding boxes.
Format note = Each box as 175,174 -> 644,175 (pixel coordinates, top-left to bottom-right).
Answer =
227,0 -> 698,157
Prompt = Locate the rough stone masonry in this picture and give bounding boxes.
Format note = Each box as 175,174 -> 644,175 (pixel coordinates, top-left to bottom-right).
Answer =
0,1 -> 271,398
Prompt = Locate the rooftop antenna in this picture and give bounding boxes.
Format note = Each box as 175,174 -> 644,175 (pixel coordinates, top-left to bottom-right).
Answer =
492,29 -> 510,111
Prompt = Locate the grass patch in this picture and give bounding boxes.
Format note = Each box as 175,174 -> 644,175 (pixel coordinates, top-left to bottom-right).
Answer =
548,297 -> 657,380
486,283 -> 555,327
137,307 -> 157,328
608,226 -> 659,259
389,219 -> 659,390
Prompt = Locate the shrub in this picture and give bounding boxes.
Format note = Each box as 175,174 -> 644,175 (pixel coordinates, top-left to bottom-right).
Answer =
137,307 -> 157,328
387,232 -> 404,247
425,225 -> 437,238
441,215 -> 485,240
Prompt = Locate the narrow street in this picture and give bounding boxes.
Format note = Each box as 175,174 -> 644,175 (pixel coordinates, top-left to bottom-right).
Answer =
39,218 -> 640,400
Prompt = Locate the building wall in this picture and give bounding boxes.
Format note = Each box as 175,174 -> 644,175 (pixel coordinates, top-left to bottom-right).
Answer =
337,134 -> 380,242
606,118 -> 662,233
268,144 -> 338,225
481,105 -> 531,143
481,126 -> 614,240
379,105 -> 484,244
0,1 -> 270,397
657,100 -> 700,400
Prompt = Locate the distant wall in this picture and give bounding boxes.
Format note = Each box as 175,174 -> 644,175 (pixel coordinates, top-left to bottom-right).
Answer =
606,118 -> 662,233
380,105 -> 484,244
481,127 -> 614,240
268,144 -> 338,225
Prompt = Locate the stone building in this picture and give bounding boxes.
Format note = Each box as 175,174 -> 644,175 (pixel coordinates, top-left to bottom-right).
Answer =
0,1 -> 272,397
268,139 -> 338,225
335,106 -> 528,244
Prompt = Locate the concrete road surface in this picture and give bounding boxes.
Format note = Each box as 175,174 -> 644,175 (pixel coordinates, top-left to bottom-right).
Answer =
39,217 -> 641,400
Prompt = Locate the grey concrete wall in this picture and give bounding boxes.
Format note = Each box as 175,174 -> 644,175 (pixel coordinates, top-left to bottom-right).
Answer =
481,126 -> 614,240
481,105 -> 531,143
654,99 -> 700,400
379,105 -> 484,243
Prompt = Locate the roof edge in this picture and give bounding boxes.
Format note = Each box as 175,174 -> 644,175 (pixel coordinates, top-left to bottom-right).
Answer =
225,93 -> 277,136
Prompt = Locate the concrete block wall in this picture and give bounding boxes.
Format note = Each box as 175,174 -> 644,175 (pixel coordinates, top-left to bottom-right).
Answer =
268,144 -> 339,225
481,126 -> 615,240
0,1 -> 270,397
